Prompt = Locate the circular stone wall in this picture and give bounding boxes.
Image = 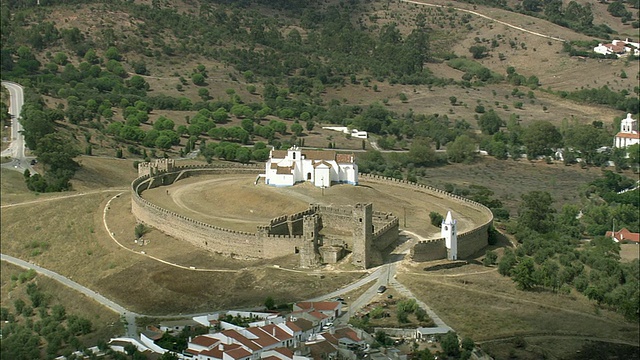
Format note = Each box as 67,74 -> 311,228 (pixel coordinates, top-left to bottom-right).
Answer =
131,165 -> 493,261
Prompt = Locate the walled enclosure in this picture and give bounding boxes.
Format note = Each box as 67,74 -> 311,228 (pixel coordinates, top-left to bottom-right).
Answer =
131,163 -> 493,268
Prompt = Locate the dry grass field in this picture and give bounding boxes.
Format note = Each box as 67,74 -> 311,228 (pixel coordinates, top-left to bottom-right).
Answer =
417,156 -> 617,214
395,260 -> 639,358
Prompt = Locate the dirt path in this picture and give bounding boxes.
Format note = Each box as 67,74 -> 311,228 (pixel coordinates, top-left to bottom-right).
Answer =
401,0 -> 565,42
0,188 -> 127,209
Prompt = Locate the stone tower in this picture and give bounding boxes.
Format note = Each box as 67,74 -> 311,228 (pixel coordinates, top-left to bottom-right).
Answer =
299,214 -> 321,268
352,203 -> 373,269
442,211 -> 457,260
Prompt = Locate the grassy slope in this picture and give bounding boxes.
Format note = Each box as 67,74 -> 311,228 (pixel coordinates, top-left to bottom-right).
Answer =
0,262 -> 123,346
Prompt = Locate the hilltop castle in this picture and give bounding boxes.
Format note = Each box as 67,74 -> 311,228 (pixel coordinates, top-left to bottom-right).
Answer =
263,146 -> 358,187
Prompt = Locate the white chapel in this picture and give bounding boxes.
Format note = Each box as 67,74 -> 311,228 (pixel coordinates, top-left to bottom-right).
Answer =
614,113 -> 639,149
264,146 -> 358,187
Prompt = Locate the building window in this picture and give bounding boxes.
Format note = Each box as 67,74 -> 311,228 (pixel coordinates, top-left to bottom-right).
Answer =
293,152 -> 296,159
307,172 -> 311,180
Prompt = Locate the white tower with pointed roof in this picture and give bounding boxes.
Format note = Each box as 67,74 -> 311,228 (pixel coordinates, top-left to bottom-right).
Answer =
442,211 -> 457,260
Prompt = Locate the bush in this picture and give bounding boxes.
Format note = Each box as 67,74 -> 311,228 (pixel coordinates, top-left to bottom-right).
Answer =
429,212 -> 443,227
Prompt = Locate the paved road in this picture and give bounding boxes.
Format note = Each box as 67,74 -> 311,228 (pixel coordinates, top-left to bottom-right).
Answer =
1,81 -> 37,174
0,253 -> 140,337
313,229 -> 452,333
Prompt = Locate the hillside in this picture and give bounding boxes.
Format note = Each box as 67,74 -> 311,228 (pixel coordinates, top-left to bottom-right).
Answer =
0,0 -> 639,358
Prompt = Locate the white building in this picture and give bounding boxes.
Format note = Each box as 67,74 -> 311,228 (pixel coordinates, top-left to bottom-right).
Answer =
441,211 -> 457,261
594,39 -> 640,57
264,146 -> 358,187
322,126 -> 368,139
614,113 -> 639,149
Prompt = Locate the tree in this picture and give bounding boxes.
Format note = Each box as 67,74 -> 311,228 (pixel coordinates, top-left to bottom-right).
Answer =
449,96 -> 457,106
498,248 -> 517,276
461,337 -> 475,351
429,212 -> 443,228
522,120 -> 562,158
264,297 -> 275,310
105,46 -> 122,61
408,138 -> 437,166
469,45 -> 489,59
478,110 -> 503,135
440,331 -> 460,357
291,122 -> 304,136
512,257 -> 537,290
483,250 -> 498,266
192,73 -> 205,86
518,191 -> 555,233
135,223 -> 150,239
446,135 -> 476,163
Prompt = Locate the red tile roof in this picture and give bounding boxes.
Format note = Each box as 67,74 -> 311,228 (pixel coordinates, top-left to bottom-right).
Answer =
222,330 -> 262,352
226,346 -> 252,359
615,132 -> 640,139
285,321 -> 302,332
605,228 -> 640,242
272,150 -> 287,158
191,335 -> 219,348
273,347 -> 294,357
308,311 -> 329,320
296,301 -> 340,311
276,166 -> 293,175
336,153 -> 355,163
303,150 -> 336,161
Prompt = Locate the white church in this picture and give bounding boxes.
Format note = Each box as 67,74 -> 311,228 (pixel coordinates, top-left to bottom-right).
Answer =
614,113 -> 639,149
263,146 -> 358,187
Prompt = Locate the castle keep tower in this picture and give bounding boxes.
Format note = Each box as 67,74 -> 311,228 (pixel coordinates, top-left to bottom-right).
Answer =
300,214 -> 321,268
442,211 -> 457,260
352,203 -> 373,269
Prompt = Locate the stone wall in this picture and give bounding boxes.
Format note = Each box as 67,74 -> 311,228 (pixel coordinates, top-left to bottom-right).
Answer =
373,217 -> 400,251
411,239 -> 447,262
359,173 -> 493,261
131,165 -> 304,260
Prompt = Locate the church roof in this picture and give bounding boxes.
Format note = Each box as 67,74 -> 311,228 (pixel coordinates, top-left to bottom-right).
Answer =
303,150 -> 336,161
615,132 -> 639,139
276,166 -> 293,175
444,211 -> 453,224
271,150 -> 287,159
336,154 -> 355,163
313,160 -> 332,168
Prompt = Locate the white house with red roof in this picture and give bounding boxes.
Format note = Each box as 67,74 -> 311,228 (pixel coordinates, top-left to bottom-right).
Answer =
594,39 -> 640,57
605,228 -> 640,243
614,113 -> 639,150
264,146 -> 358,187
291,301 -> 342,330
186,320 -> 306,360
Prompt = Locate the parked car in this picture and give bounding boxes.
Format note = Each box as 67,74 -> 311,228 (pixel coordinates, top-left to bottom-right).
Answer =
377,285 -> 387,294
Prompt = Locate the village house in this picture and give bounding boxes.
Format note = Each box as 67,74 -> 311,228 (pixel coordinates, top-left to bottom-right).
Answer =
594,38 -> 640,57
263,146 -> 358,187
605,228 -> 640,243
